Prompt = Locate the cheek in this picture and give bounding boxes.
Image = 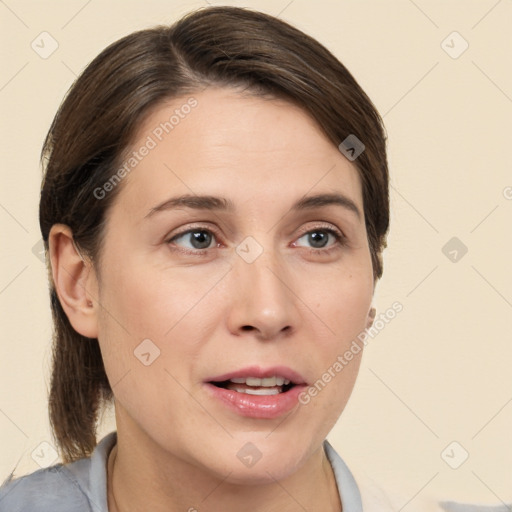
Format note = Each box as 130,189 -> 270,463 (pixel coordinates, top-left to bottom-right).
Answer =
99,255 -> 219,332
93,265 -> 196,422
307,260 -> 374,346
94,257 -> 228,378
297,261 -> 372,407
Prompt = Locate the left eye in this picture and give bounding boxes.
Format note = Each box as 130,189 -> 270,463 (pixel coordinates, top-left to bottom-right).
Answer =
295,228 -> 341,249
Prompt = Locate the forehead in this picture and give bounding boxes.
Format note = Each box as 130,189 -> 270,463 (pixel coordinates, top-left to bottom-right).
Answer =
112,87 -> 363,217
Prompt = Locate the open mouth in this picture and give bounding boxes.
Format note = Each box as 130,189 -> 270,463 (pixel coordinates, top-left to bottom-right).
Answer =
210,376 -> 297,396
205,367 -> 307,418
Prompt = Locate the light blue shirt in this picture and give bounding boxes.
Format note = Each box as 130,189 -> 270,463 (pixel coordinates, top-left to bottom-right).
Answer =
0,432 -> 508,511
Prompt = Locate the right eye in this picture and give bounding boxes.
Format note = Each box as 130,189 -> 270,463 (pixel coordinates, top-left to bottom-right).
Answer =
166,226 -> 220,255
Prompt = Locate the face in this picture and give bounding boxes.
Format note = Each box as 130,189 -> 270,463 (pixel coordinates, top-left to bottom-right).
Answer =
92,87 -> 374,484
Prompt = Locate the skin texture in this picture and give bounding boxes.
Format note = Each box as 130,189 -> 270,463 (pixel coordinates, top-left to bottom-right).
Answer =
50,87 -> 376,511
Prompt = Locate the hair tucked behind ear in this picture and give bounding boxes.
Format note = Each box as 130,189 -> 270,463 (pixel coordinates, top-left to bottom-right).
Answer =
48,295 -> 112,462
40,5 -> 389,462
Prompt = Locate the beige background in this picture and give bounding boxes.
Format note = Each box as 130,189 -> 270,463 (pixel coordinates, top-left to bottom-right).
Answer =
1,0 -> 511,507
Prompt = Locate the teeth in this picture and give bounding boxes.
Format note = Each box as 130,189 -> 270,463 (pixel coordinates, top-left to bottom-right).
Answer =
230,377 -> 247,384
229,376 -> 291,387
230,386 -> 281,396
247,376 -> 271,386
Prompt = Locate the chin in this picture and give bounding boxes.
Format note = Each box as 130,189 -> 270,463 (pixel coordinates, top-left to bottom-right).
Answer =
221,459 -> 304,486
203,435 -> 314,486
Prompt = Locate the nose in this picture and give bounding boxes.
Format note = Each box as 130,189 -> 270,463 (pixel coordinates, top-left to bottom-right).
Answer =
225,247 -> 302,341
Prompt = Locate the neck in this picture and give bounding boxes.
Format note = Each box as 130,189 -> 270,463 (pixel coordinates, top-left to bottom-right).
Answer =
107,427 -> 342,512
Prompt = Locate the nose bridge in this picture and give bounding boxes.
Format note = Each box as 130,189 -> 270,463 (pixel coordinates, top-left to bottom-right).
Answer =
227,237 -> 300,339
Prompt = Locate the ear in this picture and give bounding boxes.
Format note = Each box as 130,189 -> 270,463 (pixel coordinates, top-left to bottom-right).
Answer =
48,224 -> 99,338
366,306 -> 376,329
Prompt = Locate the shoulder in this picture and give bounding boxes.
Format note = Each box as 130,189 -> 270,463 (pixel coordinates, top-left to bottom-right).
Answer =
351,470 -> 443,512
324,439 -> 445,512
0,431 -> 117,512
0,464 -> 92,512
351,470 -> 512,512
324,442 -> 511,512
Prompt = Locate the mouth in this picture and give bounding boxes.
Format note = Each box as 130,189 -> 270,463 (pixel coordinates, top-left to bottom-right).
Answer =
209,375 -> 296,396
204,366 -> 308,419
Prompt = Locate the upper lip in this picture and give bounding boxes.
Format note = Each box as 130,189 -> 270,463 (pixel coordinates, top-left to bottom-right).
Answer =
206,365 -> 307,385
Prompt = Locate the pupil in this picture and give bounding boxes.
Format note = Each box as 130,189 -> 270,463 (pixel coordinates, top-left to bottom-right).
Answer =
191,231 -> 211,249
309,231 -> 327,248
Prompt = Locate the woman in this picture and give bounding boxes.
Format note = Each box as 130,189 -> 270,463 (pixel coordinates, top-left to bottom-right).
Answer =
0,5 -> 461,511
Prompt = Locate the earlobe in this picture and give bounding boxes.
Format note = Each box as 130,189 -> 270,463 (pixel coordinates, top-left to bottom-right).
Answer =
49,224 -> 99,338
366,306 -> 376,329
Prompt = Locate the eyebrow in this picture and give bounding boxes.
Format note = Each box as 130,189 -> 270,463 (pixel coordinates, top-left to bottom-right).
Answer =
145,192 -> 361,220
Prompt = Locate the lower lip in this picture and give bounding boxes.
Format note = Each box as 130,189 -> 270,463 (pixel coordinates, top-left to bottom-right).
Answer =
204,383 -> 307,419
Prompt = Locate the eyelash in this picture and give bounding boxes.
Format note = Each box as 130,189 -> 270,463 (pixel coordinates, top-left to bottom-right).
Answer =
165,223 -> 347,257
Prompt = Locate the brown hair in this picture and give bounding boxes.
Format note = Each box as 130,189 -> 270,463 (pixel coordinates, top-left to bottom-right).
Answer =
40,5 -> 389,463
